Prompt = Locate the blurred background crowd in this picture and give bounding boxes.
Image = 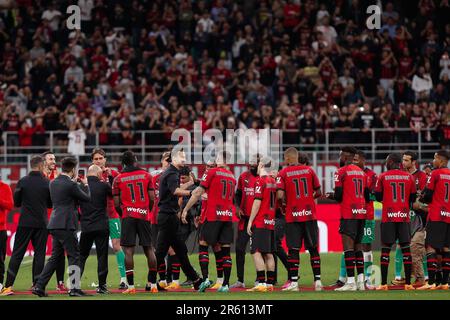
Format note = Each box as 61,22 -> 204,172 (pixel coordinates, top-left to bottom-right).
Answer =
0,0 -> 449,156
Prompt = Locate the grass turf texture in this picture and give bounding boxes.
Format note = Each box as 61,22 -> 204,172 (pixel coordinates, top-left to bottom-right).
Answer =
2,252 -> 449,300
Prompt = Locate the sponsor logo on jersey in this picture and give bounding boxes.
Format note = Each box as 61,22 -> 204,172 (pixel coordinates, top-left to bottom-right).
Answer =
244,187 -> 254,195
292,209 -> 312,217
264,218 -> 275,225
127,207 -> 148,215
387,211 -> 408,218
351,208 -> 367,215
440,210 -> 450,218
217,210 -> 233,217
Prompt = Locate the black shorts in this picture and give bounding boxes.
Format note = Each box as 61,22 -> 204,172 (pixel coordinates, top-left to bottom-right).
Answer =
426,221 -> 450,249
286,221 -> 318,249
380,222 -> 411,245
339,219 -> 365,243
250,228 -> 275,254
150,223 -> 159,248
121,217 -> 153,247
199,221 -> 233,245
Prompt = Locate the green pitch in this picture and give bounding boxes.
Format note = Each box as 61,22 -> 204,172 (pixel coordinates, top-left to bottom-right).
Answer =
2,252 -> 449,300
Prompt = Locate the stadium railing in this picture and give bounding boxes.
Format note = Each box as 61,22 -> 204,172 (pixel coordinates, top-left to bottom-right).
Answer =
1,128 -> 441,165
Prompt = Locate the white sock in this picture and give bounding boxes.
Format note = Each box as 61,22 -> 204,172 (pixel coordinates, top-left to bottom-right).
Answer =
120,277 -> 127,283
315,280 -> 322,285
172,280 -> 179,285
347,277 -> 355,284
357,273 -> 365,283
395,276 -> 402,280
216,278 -> 223,284
363,251 -> 373,263
160,280 -> 167,285
128,284 -> 135,289
339,276 -> 347,282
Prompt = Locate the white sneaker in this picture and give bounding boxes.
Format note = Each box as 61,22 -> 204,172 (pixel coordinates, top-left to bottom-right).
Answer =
314,280 -> 323,291
229,281 -> 245,289
282,281 -> 299,291
357,281 -> 365,291
335,282 -> 357,291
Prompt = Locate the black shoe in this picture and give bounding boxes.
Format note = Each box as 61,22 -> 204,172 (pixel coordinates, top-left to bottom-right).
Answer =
118,282 -> 128,290
330,280 -> 345,287
156,283 -> 166,291
32,287 -> 48,297
193,278 -> 203,291
181,279 -> 193,287
96,285 -> 110,294
69,289 -> 91,297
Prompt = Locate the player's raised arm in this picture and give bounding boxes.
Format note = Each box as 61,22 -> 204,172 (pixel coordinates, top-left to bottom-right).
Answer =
181,186 -> 203,224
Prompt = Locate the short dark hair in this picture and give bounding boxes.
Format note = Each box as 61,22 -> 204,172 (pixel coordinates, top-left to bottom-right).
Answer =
41,151 -> 54,158
298,152 -> 310,165
356,150 -> 366,159
61,157 -> 78,173
30,155 -> 43,169
388,153 -> 402,165
341,147 -> 357,155
403,151 -> 418,161
179,166 -> 191,176
437,150 -> 450,161
91,148 -> 106,159
121,151 -> 137,167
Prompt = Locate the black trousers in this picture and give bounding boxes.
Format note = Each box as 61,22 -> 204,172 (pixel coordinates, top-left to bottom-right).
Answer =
35,229 -> 80,291
235,220 -> 250,283
5,227 -> 48,287
274,218 -> 289,282
0,230 -> 7,284
79,229 -> 109,286
155,213 -> 199,281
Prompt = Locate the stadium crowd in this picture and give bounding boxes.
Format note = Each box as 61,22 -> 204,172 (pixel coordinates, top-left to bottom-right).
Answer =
0,0 -> 449,151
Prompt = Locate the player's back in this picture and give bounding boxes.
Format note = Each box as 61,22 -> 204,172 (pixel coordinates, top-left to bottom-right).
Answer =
277,164 -> 320,222
364,167 -> 377,220
335,164 -> 367,219
113,168 -> 153,220
254,175 -> 277,230
200,167 -> 236,222
377,169 -> 415,223
427,167 -> 450,223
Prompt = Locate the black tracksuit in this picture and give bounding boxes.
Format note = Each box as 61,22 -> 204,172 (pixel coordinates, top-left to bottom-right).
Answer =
79,176 -> 111,287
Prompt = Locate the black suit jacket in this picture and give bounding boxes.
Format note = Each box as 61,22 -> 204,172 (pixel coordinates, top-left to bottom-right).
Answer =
14,171 -> 52,228
48,175 -> 90,231
79,176 -> 111,232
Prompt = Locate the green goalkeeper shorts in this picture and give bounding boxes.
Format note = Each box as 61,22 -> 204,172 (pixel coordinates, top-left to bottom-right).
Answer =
109,218 -> 121,239
361,219 -> 375,244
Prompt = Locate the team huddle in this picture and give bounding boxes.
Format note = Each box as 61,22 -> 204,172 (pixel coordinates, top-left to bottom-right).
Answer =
0,146 -> 449,296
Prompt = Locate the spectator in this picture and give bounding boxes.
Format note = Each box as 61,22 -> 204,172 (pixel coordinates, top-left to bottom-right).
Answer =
412,66 -> 433,101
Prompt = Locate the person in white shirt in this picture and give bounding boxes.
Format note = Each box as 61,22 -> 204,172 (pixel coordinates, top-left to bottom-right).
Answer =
41,2 -> 62,31
196,12 -> 214,34
68,123 -> 87,156
412,66 -> 433,101
316,16 -> 338,46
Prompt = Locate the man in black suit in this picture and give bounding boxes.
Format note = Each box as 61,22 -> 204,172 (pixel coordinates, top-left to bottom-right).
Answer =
1,156 -> 52,296
79,165 -> 111,294
33,157 -> 91,297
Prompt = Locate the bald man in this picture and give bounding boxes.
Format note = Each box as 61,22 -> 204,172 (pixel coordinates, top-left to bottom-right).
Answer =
79,165 -> 112,294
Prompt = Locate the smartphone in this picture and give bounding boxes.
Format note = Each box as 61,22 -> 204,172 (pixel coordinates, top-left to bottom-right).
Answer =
78,168 -> 86,178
